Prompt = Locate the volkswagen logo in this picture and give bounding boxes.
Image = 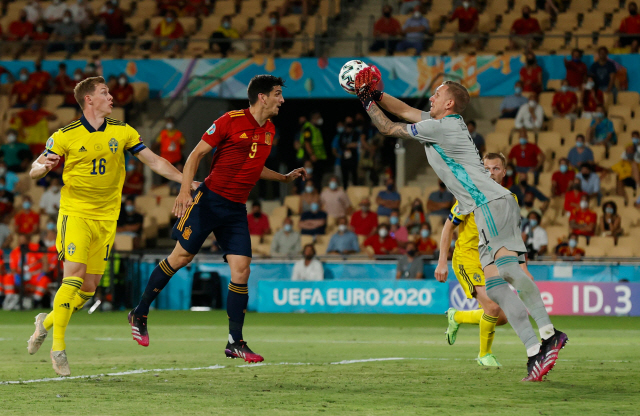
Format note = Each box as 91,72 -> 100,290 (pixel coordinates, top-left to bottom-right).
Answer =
450,284 -> 478,310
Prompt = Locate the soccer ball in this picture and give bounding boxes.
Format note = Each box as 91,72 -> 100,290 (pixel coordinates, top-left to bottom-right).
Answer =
338,60 -> 368,95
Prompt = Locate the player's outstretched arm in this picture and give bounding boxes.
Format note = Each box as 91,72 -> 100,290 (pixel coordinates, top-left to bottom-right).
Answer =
435,219 -> 456,282
366,104 -> 414,140
377,93 -> 424,124
136,148 -> 183,183
173,140 -> 213,218
260,166 -> 307,183
30,153 -> 60,180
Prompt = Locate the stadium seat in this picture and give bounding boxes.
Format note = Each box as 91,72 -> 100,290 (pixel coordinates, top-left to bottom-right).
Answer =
135,195 -> 158,214
539,32 -> 568,52
616,91 -> 640,109
115,234 -> 134,251
242,0 -> 264,17
346,186 -> 370,206
546,79 -> 563,91
554,12 -> 578,30
625,118 -> 640,133
549,117 -> 572,141
611,118 -> 624,135
580,11 -> 605,31
399,186 -> 422,213
584,244 -> 606,257
494,118 -> 515,133
150,185 -> 170,197
607,245 -> 635,258
485,132 -> 510,153
546,226 -> 568,248
111,107 -> 126,122
215,0 -> 237,16
608,105 -> 632,123
53,108 -> 78,130
270,205 -> 288,230
484,37 -> 510,53
43,95 -> 64,112
573,118 -> 592,136
317,0 -> 340,17
283,195 -> 300,215
300,235 -> 315,247
429,38 -> 454,54
142,216 -> 158,240
478,13 -> 497,32
378,215 -> 390,225
135,0 -> 157,17
537,132 -> 562,157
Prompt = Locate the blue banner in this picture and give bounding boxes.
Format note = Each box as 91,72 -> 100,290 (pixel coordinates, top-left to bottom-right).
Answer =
256,279 -> 448,314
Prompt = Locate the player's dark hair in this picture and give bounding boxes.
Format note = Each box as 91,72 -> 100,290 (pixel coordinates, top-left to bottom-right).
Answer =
74,76 -> 106,110
247,75 -> 285,105
483,152 -> 507,168
442,80 -> 470,113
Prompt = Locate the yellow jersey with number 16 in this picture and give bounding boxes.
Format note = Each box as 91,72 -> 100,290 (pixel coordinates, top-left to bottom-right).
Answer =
45,116 -> 146,221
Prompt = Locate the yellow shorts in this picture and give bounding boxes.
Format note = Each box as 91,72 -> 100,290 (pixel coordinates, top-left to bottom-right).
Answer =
56,214 -> 117,275
452,254 -> 485,299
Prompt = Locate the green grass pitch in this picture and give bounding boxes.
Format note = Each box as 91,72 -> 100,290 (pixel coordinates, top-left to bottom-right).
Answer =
1,311 -> 639,415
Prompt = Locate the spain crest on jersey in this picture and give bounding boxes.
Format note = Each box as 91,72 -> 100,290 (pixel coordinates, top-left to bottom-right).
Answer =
67,243 -> 76,256
265,132 -> 272,145
109,138 -> 119,153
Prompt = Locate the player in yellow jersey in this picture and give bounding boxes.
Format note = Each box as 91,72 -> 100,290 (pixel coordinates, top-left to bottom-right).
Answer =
435,152 -> 535,366
26,76 -> 196,376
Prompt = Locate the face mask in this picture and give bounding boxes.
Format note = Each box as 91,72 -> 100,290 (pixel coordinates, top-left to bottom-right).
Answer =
270,17 -> 277,25
304,253 -> 314,260
582,172 -> 591,179
283,223 -> 292,232
166,123 -> 174,130
305,185 -> 314,193
361,205 -> 369,212
561,85 -> 568,93
0,168 -> 5,176
524,200 -> 534,208
569,239 -> 577,248
506,169 -> 513,176
63,16 -> 71,24
421,229 -> 430,238
23,202 -> 31,210
383,12 -> 391,18
559,164 -> 568,173
573,57 -> 581,63
519,137 -> 528,145
108,9 -> 114,14
390,216 -> 399,225
329,181 -> 337,190
529,219 -> 538,227
7,134 -> 17,143
315,118 -> 324,126
74,73 -> 82,81
594,112 -> 604,119
585,81 -> 594,90
407,249 -> 417,257
47,222 -> 56,231
631,9 -> 638,15
306,167 -> 313,175
580,201 -> 589,210
632,137 -> 640,145
50,185 -> 60,193
338,224 -> 347,233
462,1 -> 470,8
387,184 -> 394,191
336,126 -> 345,133
514,86 -> 522,95
222,21 -> 231,29
413,204 -> 422,212
126,164 -> 135,172
450,240 -> 456,248
528,100 -> 537,107
413,11 -> 421,18
605,207 -> 614,215
576,141 -> 584,148
523,13 -> 530,19
310,202 -> 319,212
20,74 -> 28,82
125,204 -> 135,214
526,58 -> 535,65
252,211 -> 261,218
378,228 -> 388,238
119,78 -> 126,86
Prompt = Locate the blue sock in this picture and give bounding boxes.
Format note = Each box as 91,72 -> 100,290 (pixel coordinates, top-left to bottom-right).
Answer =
227,282 -> 248,343
134,258 -> 176,315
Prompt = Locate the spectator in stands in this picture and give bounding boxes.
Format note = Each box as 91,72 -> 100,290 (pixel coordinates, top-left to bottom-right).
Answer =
364,223 -> 398,257
509,128 -> 545,185
427,181 -> 455,221
567,134 -> 594,169
600,200 -> 623,242
376,176 -> 401,217
111,74 -> 135,120
350,197 -> 378,237
23,0 -> 43,24
40,218 -> 57,249
416,222 -> 437,256
52,62 -> 71,95
326,216 -> 360,255
0,217 -> 12,251
155,117 -> 185,167
396,6 -> 430,55
294,160 -> 314,195
551,158 -> 575,196
466,120 -> 485,156
370,5 -> 402,55
122,159 -> 144,196
514,93 -> 544,131
262,11 -> 292,53
612,144 -> 639,205
588,106 -> 617,149
5,11 -> 34,58
519,51 -> 543,93
31,20 -> 50,50
564,49 -> 587,91
522,211 -> 547,259
552,80 -> 578,119
389,209 -> 409,249
510,172 -> 549,212
618,2 -> 640,48
116,196 -> 143,248
590,47 -> 617,93
1,129 -> 32,172
14,195 -> 39,238
153,10 -> 185,53
396,242 -> 424,279
335,118 -> 359,187
320,176 -> 351,219
68,0 -> 93,31
100,1 -> 129,54
210,15 -> 241,57
299,182 -> 320,213
500,81 -> 529,119
511,7 -> 542,49
297,112 -> 327,190
10,69 -> 36,108
576,162 -> 601,205
0,177 -> 15,219
556,233 -> 585,260
520,190 -> 544,219
247,201 -> 271,237
450,0 -> 479,51
564,178 -> 586,214
503,163 -> 516,188
581,75 -> 604,119
49,10 -> 82,57
400,0 -> 422,14
44,0 -> 68,24
570,194 -> 597,242
405,198 -> 425,235
0,162 -> 19,194
271,217 -> 302,257
28,60 -> 52,96
291,244 -> 324,281
39,177 -> 62,218
299,201 -> 327,236
10,97 -> 57,155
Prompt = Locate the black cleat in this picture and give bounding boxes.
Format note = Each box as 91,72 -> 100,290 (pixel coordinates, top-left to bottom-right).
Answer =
522,350 -> 546,382
540,329 -> 569,376
128,310 -> 149,347
225,340 -> 264,363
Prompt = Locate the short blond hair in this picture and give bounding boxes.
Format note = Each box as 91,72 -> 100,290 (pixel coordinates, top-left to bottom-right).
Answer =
442,80 -> 470,113
74,76 -> 106,110
483,152 -> 507,168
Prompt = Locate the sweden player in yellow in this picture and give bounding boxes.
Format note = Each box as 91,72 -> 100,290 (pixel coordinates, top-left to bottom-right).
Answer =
435,153 -> 535,366
26,76 -> 193,376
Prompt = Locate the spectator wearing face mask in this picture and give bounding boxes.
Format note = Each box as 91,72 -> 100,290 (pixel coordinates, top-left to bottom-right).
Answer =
44,0 -> 68,23
0,177 -> 15,220
466,120 -> 485,156
335,118 -> 360,188
450,1 -> 480,51
612,144 -> 639,205
500,81 -> 529,119
291,244 -> 324,281
522,211 -> 547,259
388,209 -> 409,248
320,176 -> 351,219
427,181 -> 455,220
117,196 -> 144,248
326,216 -> 359,255
271,217 -> 301,257
518,50 -> 543,92
0,161 -> 19,193
39,177 -> 62,217
40,219 -> 57,249
210,15 -> 240,57
618,1 -> 640,48
364,224 -> 398,257
122,159 -> 145,196
508,127 -> 545,184
350,197 -> 378,237
405,198 -> 425,235
396,242 -> 424,279
564,178 -> 587,214
299,201 -> 327,236
519,191 -> 544,219
552,80 -> 578,120
502,162 -> 516,188
569,194 -> 597,241
111,73 -> 135,120
376,177 -> 401,217
567,134 -> 595,170
599,201 -> 623,241
68,0 -> 93,30
10,68 -> 37,108
514,93 -> 544,131
49,10 -> 81,57
581,75 -> 604,119
14,196 -> 40,237
589,47 -> 617,93
153,10 -> 185,53
156,116 -> 185,167
510,6 -> 542,50
510,172 -> 549,212
416,222 -> 437,256
396,7 -> 430,55
565,49 -> 588,91
262,11 -> 293,53
1,129 -> 32,173
299,181 -> 320,213
296,112 -> 327,190
576,162 -> 601,205
588,105 -> 617,149
556,233 -> 585,260
551,158 -> 575,196
293,160 -> 314,195
247,201 -> 271,237
370,5 -> 402,55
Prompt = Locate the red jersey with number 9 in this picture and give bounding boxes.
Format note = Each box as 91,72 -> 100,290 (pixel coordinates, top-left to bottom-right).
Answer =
201,108 -> 275,203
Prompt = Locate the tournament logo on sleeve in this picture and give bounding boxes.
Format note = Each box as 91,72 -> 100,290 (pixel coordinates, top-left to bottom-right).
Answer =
206,123 -> 216,135
410,124 -> 418,136
46,137 -> 54,150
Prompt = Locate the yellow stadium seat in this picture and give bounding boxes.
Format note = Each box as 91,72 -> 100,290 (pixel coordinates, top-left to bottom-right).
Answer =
616,91 -> 640,109
43,95 -> 64,112
584,244 -> 606,258
131,82 -> 150,104
611,118 -> 624,135
554,12 -> 578,30
111,107 -> 125,122
573,118 -> 592,136
318,0 -> 340,17
135,0 -> 157,17
280,15 -> 302,34
484,37 -> 510,52
300,235 -> 315,247
549,117 -> 572,140
178,17 -> 197,36
478,13 -> 496,32
495,118 -> 515,133
243,0 -> 264,17
580,12 -> 605,31
114,234 -> 134,251
607,245 -> 635,258
625,118 -> 640,133
215,0 -> 237,16
429,38 -> 454,54
539,32 -> 567,53
399,186 -> 422,213
546,226 -> 569,248
284,195 -> 301,215
608,105 -> 632,123
347,186 -> 370,206
546,79 -> 563,91
485,132 -> 510,153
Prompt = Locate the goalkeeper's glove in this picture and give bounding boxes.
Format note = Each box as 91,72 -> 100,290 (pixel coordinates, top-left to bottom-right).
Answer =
355,66 -> 384,110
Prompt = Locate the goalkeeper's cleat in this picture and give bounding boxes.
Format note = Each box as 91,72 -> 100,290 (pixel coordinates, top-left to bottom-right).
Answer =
444,308 -> 459,345
128,310 -> 149,347
225,340 -> 264,363
27,313 -> 48,355
522,350 -> 546,382
540,329 -> 569,376
51,350 -> 71,377
477,353 -> 501,367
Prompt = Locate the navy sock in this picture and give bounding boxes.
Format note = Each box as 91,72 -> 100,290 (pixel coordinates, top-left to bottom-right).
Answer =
227,282 -> 248,343
134,258 -> 176,315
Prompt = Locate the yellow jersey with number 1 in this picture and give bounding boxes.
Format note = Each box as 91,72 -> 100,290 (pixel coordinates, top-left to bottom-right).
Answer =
45,116 -> 146,221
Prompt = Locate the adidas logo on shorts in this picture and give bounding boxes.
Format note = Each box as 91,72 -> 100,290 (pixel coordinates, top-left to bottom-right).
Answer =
60,303 -> 70,309
79,146 -> 87,152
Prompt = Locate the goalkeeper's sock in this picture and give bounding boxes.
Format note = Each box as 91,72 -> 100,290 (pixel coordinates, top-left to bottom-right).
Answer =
227,282 -> 248,343
51,277 -> 83,351
454,309 -> 484,325
479,313 -> 499,356
43,290 -> 95,331
134,258 -> 176,316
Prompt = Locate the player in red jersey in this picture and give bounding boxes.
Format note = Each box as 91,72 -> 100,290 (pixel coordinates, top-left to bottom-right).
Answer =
128,75 -> 306,362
